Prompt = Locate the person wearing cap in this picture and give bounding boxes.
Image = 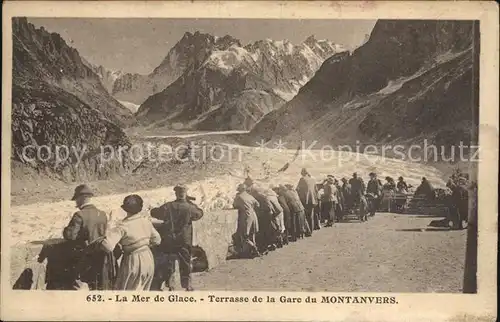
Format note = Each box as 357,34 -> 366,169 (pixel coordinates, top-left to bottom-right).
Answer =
150,184 -> 204,291
296,168 -> 319,233
232,183 -> 261,258
63,184 -> 116,290
100,194 -> 161,290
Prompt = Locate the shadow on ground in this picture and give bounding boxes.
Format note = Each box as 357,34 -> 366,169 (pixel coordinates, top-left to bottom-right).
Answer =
395,228 -> 451,232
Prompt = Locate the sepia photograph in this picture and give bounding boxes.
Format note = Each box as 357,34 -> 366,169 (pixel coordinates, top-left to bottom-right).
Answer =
1,1 -> 498,321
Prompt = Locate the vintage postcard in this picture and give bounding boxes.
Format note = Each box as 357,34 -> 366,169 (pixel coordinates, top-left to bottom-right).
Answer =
1,1 -> 498,321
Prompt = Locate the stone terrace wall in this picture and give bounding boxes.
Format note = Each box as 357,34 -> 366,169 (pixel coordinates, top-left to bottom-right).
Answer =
10,209 -> 238,289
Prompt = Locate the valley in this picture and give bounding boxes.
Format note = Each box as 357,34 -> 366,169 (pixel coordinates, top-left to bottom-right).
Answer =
8,17 -> 479,293
10,17 -> 478,219
10,17 -> 478,234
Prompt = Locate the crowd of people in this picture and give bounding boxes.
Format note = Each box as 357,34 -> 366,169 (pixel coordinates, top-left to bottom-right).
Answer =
230,168 -> 472,259
230,169 -> 417,259
20,168 -> 470,292
55,183 -> 204,291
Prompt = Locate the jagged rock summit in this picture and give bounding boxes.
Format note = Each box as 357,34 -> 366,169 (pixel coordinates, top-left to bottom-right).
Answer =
133,32 -> 346,131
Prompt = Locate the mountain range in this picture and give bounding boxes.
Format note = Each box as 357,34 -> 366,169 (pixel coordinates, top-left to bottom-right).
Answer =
11,18 -> 479,182
249,20 -> 479,156
114,32 -> 345,131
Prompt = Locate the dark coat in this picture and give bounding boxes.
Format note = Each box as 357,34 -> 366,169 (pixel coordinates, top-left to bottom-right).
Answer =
367,179 -> 383,196
63,204 -> 107,246
349,177 -> 365,197
283,189 -> 308,236
151,199 -> 204,249
63,204 -> 117,290
415,180 -> 435,199
283,189 -> 305,213
232,191 -> 260,235
296,176 -> 319,205
341,183 -> 353,209
249,189 -> 273,214
397,181 -> 408,192
451,184 -> 469,211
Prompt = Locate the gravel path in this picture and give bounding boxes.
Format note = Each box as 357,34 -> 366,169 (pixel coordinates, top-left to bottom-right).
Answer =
193,213 -> 466,293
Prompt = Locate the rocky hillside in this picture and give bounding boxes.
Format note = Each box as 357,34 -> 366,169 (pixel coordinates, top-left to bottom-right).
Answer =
11,18 -> 133,182
112,32 -> 242,105
249,20 -> 479,157
135,33 -> 345,131
13,18 -> 133,125
83,60 -> 124,95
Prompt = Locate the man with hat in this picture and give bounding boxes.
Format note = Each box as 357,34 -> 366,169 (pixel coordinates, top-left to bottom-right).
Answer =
63,184 -> 117,290
150,184 -> 204,291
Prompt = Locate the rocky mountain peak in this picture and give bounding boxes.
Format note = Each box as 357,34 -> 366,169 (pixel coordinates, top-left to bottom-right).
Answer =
177,31 -> 241,48
113,31 -> 244,104
181,30 -> 209,42
182,31 -> 194,39
215,34 -> 242,48
304,35 -> 318,47
13,18 -> 93,81
136,32 -> 347,131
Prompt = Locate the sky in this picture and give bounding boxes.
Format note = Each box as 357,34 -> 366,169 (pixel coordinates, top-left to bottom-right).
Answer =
29,18 -> 376,75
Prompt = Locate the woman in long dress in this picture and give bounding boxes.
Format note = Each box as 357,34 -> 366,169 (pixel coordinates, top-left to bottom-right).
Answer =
101,194 -> 161,290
